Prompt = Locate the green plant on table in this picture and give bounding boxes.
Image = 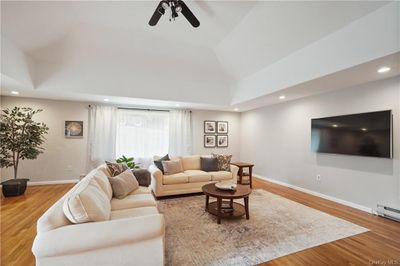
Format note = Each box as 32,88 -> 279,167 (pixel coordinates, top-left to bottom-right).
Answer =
116,155 -> 140,169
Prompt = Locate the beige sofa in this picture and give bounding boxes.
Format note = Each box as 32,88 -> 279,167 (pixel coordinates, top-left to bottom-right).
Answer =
149,155 -> 239,197
32,164 -> 165,266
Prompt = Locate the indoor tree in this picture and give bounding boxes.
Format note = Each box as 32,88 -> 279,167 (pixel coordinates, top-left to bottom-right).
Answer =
0,107 -> 48,196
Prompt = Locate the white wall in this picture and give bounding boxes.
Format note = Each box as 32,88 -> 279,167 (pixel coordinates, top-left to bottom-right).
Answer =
240,77 -> 400,210
0,96 -> 89,182
192,110 -> 241,161
0,97 -> 241,182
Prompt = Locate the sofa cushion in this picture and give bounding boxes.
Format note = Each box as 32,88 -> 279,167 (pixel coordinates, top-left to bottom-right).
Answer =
210,171 -> 232,181
200,157 -> 219,172
163,173 -> 189,185
108,169 -> 139,199
92,167 -> 113,200
184,170 -> 212,183
111,194 -> 156,211
181,155 -> 201,170
110,206 -> 159,220
105,161 -> 129,177
154,154 -> 170,174
128,186 -> 151,195
63,178 -> 111,223
162,160 -> 184,175
212,153 -> 232,171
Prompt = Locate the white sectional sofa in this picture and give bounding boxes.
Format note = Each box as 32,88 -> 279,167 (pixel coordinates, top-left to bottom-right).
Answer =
149,155 -> 239,197
32,164 -> 165,266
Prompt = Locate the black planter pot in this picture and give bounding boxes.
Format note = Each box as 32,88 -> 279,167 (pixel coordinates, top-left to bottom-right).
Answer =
1,178 -> 29,197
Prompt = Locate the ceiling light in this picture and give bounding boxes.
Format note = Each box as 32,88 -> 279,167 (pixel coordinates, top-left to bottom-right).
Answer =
377,67 -> 391,73
279,95 -> 286,100
103,99 -> 109,102
361,128 -> 367,131
175,104 -> 180,107
234,108 -> 239,112
11,91 -> 19,95
175,5 -> 182,12
332,124 -> 338,128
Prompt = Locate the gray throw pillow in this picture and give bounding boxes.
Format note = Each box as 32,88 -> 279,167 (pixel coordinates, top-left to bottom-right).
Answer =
108,169 -> 139,199
154,154 -> 170,174
162,160 -> 184,175
200,157 -> 219,172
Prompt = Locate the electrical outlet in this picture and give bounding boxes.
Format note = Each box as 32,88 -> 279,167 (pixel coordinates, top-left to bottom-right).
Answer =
316,174 -> 321,181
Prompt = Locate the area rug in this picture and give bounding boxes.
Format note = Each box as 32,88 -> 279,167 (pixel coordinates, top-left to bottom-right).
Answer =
157,189 -> 368,266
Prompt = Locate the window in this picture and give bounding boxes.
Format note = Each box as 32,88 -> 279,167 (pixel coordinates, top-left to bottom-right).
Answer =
116,109 -> 169,168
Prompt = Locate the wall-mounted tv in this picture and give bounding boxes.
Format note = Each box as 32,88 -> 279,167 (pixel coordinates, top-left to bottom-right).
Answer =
311,110 -> 392,158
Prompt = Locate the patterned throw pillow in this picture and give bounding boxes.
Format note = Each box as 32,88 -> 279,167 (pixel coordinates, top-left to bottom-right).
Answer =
212,153 -> 232,172
105,161 -> 129,177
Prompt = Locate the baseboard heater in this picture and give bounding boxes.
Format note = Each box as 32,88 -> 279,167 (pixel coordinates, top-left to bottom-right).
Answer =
376,204 -> 400,222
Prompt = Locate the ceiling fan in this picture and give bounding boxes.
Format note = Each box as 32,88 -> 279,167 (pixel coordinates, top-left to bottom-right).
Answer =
149,0 -> 200,28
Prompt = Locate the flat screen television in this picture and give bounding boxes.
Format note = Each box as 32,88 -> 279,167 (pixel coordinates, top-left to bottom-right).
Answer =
311,110 -> 392,158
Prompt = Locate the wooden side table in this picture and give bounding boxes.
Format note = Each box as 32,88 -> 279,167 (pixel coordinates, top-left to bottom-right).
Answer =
231,162 -> 254,188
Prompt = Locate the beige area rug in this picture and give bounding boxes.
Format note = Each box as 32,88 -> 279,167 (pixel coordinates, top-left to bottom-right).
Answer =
157,189 -> 368,266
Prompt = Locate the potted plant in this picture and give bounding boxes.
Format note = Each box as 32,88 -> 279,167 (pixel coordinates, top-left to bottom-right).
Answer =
0,107 -> 49,197
116,155 -> 140,169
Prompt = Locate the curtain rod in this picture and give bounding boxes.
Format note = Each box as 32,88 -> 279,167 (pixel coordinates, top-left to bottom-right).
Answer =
118,107 -> 169,112
88,105 -> 191,112
88,105 -> 169,112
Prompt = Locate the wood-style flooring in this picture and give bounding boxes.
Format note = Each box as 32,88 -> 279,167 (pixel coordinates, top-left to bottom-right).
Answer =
1,178 -> 399,265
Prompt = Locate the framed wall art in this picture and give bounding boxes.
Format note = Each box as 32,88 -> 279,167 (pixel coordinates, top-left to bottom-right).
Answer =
217,121 -> 228,134
65,121 -> 83,138
204,120 -> 216,134
217,135 -> 228,147
204,135 -> 216,148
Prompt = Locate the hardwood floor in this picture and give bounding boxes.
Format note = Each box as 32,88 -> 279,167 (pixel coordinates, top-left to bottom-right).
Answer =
1,179 -> 399,265
1,184 -> 74,266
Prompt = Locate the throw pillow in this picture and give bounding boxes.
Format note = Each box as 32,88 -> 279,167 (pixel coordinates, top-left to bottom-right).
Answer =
162,160 -> 184,175
212,153 -> 232,172
108,169 -> 139,199
63,178 -> 111,224
105,161 -> 129,177
200,157 -> 219,172
154,154 -> 170,174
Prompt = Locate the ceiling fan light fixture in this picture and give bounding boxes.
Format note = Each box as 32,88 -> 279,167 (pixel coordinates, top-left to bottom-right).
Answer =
175,5 -> 182,13
161,1 -> 169,10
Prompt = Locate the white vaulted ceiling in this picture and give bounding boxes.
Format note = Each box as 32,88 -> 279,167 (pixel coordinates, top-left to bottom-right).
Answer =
1,1 -> 399,110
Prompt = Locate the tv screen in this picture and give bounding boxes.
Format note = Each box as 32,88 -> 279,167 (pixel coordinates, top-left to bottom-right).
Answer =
311,110 -> 392,158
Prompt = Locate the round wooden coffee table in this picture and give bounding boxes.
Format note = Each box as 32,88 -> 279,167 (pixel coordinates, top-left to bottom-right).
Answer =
202,183 -> 252,224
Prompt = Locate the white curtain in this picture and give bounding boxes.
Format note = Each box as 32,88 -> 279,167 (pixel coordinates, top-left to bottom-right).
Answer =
88,105 -> 118,169
116,109 -> 169,168
168,109 -> 193,156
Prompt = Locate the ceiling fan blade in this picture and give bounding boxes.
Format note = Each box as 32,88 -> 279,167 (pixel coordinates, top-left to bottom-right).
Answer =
149,1 -> 165,26
178,0 -> 200,28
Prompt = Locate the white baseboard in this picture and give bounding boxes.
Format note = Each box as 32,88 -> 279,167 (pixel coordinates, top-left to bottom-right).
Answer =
254,174 -> 373,214
28,179 -> 78,186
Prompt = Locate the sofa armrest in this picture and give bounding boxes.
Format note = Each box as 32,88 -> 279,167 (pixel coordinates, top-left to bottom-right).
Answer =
32,214 -> 164,258
230,164 -> 239,183
149,165 -> 164,196
148,164 -> 163,180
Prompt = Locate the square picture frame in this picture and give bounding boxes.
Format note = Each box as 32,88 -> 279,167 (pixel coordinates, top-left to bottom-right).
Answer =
217,135 -> 228,148
204,135 -> 216,148
204,120 -> 217,134
65,121 -> 83,138
217,121 -> 228,134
